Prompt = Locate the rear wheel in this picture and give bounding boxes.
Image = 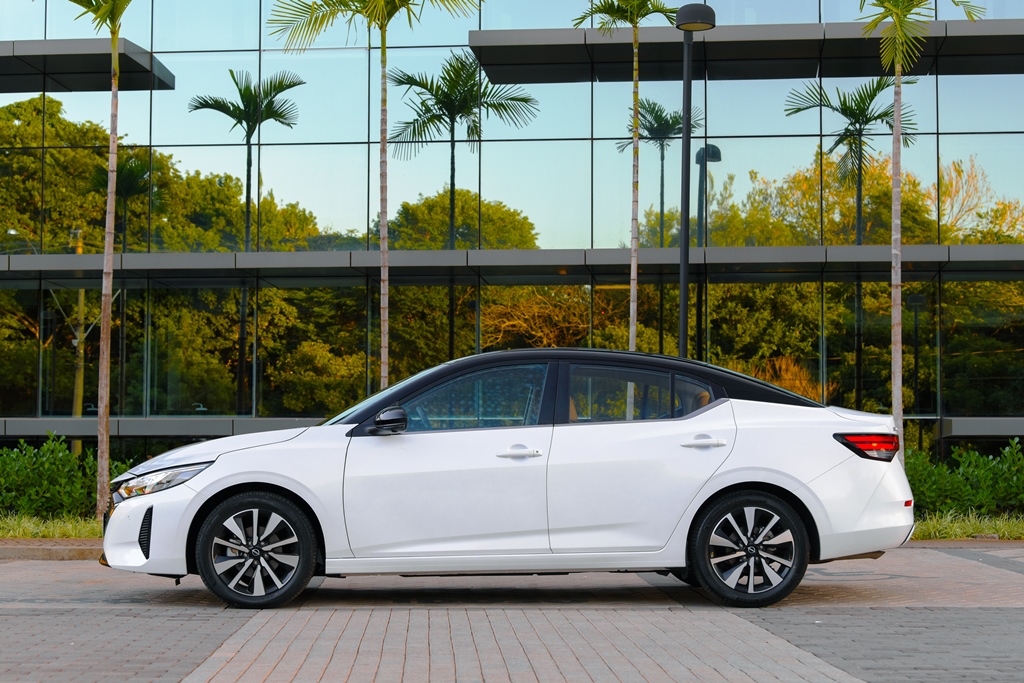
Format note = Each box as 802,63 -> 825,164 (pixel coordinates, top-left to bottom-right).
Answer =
196,492 -> 317,608
689,491 -> 808,607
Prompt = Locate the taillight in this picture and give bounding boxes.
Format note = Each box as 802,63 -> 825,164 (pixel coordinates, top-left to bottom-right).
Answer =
834,433 -> 901,461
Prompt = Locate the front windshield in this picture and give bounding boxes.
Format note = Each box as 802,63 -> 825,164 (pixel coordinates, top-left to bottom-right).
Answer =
318,364 -> 443,426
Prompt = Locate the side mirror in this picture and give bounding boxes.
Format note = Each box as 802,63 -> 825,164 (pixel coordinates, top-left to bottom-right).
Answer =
371,405 -> 408,435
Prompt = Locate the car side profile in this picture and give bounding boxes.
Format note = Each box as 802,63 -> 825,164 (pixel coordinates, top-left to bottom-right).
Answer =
102,348 -> 914,608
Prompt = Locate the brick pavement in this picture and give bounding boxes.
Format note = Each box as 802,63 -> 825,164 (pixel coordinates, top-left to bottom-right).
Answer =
0,543 -> 1022,682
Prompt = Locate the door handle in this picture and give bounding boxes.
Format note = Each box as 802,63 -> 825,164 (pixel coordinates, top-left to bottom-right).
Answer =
496,446 -> 543,458
681,439 -> 727,448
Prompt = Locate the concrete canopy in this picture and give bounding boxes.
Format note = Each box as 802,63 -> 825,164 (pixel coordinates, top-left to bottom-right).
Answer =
0,38 -> 174,93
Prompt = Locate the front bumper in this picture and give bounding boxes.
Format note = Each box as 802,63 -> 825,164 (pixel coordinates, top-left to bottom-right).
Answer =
103,484 -> 195,576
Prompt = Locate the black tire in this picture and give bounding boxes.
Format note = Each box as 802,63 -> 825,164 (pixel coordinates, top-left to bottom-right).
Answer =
196,491 -> 317,609
688,491 -> 808,607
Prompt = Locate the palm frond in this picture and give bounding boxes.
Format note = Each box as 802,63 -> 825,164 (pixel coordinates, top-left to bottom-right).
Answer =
267,0 -> 354,51
573,0 -> 675,32
785,81 -> 833,116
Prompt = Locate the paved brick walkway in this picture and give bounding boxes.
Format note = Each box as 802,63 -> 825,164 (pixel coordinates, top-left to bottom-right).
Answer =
0,542 -> 1022,682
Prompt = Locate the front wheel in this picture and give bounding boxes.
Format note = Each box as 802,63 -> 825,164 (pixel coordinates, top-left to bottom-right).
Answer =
689,491 -> 808,607
196,492 -> 317,608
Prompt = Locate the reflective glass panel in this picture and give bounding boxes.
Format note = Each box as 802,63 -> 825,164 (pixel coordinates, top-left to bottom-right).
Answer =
480,82 -> 588,141
0,287 -> 39,416
824,280 -> 892,411
153,0 -> 258,52
937,0 -> 1019,20
150,146 -> 248,253
710,280 -> 825,403
384,5 -> 479,48
709,79 -> 818,137
480,284 -> 592,350
938,134 -> 1024,245
939,74 -> 1024,133
259,49 -> 369,144
1,1 -> 44,40
593,80 -> 690,142
704,137 -> 821,247
480,140 -> 590,249
1,149 -> 43,254
258,144 -> 369,252
593,139 -> 682,249
708,0 -> 819,25
820,74 -> 937,135
46,0 -> 152,48
152,52 -> 261,146
592,282 -> 670,354
388,283 -> 477,382
40,284 -> 103,416
941,279 -> 1024,417
44,147 -> 106,255
149,284 -> 249,415
256,284 -> 369,418
482,0 -> 590,30
262,3 -> 368,49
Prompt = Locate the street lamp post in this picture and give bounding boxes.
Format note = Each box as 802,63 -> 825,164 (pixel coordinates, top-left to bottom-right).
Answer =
695,144 -> 721,361
676,4 -> 715,358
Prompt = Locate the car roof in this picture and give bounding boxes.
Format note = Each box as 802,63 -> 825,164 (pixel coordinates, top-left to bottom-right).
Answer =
440,348 -> 822,408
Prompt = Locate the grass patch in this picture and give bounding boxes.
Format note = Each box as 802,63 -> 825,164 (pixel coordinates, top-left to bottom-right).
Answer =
0,514 -> 103,539
912,511 -> 1024,540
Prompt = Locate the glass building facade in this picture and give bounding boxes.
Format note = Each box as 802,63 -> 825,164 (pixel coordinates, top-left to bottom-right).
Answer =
2,0 -> 1024,456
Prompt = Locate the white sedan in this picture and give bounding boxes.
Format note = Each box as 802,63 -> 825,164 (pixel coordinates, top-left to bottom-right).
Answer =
102,348 -> 914,608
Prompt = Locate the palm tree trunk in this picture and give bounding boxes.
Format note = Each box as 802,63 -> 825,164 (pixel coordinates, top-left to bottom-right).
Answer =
96,31 -> 120,520
448,123 -> 457,361
891,65 -> 905,461
379,27 -> 390,389
628,24 -> 640,354
658,146 -> 665,249
855,141 -> 864,411
236,140 -> 253,415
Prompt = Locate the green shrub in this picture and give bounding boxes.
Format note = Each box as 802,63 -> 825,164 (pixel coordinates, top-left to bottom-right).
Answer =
0,435 -> 131,518
906,438 -> 1024,516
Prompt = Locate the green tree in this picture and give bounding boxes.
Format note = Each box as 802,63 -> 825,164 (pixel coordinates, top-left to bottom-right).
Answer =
859,0 -> 983,454
389,48 -> 538,359
786,76 -> 915,410
268,0 -> 476,389
188,68 -> 305,414
67,0 -> 137,520
574,0 -> 675,354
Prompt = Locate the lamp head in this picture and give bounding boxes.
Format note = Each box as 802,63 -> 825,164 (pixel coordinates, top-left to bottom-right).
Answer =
676,4 -> 716,32
697,144 -> 722,163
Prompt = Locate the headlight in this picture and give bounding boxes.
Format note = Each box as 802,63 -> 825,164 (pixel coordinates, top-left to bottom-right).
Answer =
116,464 -> 210,500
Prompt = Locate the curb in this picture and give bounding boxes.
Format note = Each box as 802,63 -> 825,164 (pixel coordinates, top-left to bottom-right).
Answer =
0,539 -> 103,562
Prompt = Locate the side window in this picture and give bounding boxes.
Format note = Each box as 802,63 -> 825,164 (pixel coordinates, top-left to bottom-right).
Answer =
402,364 -> 549,432
568,365 -> 672,423
674,374 -> 715,416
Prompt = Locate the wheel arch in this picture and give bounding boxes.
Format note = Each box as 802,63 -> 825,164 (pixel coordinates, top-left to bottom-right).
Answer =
185,483 -> 327,576
685,482 -> 822,564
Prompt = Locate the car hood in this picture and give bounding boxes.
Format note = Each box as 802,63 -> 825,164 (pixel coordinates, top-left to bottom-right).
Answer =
826,406 -> 896,429
117,428 -> 310,479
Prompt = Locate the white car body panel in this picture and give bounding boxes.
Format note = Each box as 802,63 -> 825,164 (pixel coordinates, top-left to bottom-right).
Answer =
344,425 -> 553,556
547,400 -> 736,552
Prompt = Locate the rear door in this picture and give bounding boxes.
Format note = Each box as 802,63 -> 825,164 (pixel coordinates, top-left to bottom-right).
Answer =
547,363 -> 737,553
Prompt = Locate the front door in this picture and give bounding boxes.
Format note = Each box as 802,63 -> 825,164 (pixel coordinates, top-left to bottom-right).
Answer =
344,362 -> 554,557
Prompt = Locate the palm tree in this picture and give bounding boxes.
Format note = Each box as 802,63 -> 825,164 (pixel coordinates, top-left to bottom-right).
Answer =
389,49 -> 538,360
68,0 -> 136,521
268,0 -> 476,389
189,69 -> 304,415
574,1 -> 675,354
615,99 -> 702,249
859,0 -> 983,456
785,76 -> 916,411
188,69 -> 305,253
